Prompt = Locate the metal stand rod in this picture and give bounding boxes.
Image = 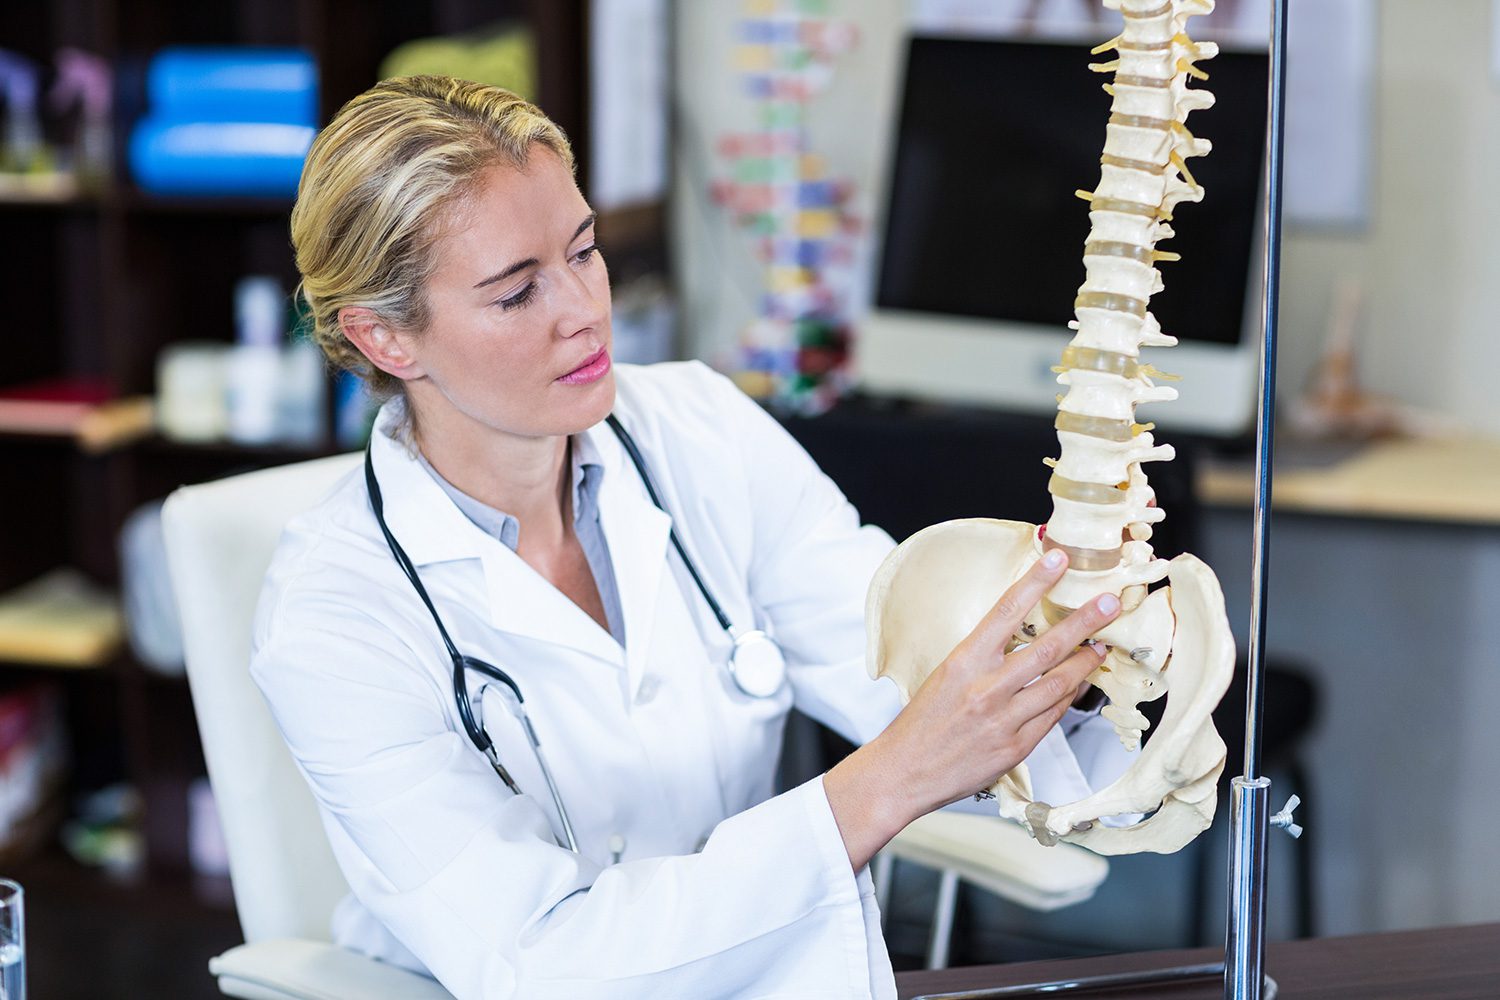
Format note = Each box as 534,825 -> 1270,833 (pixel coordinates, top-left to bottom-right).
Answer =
1226,0 -> 1291,997
911,966 -> 1278,1000
928,869 -> 961,970
873,851 -> 895,926
1243,0 -> 1291,792
1226,778 -> 1271,997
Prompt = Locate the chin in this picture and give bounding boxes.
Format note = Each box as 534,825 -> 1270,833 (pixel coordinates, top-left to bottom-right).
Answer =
554,371 -> 617,433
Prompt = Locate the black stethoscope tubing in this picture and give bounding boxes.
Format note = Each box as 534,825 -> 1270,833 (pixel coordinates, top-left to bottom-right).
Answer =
363,413 -> 782,853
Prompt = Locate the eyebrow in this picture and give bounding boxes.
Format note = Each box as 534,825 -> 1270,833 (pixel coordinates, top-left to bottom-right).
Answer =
472,213 -> 597,290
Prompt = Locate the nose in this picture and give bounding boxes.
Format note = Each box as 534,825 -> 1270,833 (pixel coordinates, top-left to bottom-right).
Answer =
556,260 -> 610,339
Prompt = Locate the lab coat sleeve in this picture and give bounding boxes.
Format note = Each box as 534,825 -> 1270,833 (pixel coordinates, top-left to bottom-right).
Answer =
253,596 -> 896,1000
709,369 -> 1136,801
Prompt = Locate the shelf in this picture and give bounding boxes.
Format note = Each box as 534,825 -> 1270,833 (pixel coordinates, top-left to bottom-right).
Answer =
0,184 -> 293,218
0,569 -> 124,671
0,397 -> 157,454
136,433 -> 346,463
0,192 -> 105,212
0,172 -> 88,205
108,187 -> 295,217
0,651 -> 131,678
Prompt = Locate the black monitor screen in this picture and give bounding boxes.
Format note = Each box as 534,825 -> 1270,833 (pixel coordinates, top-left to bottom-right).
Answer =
876,36 -> 1268,347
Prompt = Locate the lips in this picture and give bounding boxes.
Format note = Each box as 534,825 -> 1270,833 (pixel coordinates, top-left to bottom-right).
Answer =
556,347 -> 611,385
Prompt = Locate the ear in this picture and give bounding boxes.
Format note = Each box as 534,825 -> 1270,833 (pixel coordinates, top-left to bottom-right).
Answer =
338,307 -> 425,382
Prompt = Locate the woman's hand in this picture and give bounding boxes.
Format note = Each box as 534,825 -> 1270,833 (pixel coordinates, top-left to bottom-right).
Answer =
825,550 -> 1120,870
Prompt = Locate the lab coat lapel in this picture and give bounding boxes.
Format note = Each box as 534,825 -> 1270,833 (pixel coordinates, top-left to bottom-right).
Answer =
590,420 -> 671,696
367,402 -> 624,667
475,548 -> 623,666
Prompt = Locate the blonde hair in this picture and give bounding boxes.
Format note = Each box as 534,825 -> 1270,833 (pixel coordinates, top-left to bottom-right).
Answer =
291,75 -> 575,397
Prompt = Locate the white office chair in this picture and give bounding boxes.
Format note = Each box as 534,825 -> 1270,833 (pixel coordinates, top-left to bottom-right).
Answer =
162,454 -> 455,1000
875,811 -> 1108,969
161,453 -> 1108,996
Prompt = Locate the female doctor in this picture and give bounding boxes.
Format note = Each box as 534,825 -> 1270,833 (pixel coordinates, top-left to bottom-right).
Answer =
252,75 -> 1130,1000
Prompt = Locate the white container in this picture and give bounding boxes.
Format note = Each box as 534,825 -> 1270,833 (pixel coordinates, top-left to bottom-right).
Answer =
156,341 -> 229,442
225,276 -> 289,444
235,275 -> 284,348
225,344 -> 282,444
277,340 -> 327,445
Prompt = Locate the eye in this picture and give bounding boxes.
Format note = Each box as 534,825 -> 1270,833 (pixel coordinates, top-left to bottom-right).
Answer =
499,282 -> 537,311
572,243 -> 602,266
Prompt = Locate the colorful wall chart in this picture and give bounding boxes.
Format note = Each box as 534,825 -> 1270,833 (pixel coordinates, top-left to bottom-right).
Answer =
713,0 -> 860,410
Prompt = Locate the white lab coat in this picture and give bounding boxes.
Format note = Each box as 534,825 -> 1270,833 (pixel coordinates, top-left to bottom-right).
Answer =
250,361 -> 1131,1000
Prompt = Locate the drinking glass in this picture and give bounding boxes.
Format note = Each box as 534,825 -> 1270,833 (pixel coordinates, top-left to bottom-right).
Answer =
0,879 -> 23,1000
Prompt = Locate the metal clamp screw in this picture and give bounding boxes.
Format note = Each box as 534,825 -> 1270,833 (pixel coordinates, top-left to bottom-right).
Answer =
1270,794 -> 1303,839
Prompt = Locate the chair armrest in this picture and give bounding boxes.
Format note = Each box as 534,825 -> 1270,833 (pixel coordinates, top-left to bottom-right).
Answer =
209,939 -> 455,1000
886,811 -> 1109,911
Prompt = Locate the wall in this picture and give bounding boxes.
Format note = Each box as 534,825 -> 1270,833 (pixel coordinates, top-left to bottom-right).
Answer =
1279,0 -> 1500,434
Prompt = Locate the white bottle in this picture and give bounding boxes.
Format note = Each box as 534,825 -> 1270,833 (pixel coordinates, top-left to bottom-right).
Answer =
276,339 -> 327,445
226,276 -> 284,444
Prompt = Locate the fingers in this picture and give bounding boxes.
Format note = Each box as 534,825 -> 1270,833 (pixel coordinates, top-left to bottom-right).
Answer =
980,647 -> 1100,797
1043,592 -> 1121,662
1014,679 -> 1080,753
968,550 -> 1070,654
999,592 -> 1120,695
1012,642 -> 1106,719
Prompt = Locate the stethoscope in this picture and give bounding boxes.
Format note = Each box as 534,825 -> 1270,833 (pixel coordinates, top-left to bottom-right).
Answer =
364,414 -> 788,853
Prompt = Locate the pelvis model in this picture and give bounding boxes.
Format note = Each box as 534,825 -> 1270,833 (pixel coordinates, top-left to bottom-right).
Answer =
866,0 -> 1236,855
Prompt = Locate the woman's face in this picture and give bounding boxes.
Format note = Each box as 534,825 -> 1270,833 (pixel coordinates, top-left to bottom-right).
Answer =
401,149 -> 614,441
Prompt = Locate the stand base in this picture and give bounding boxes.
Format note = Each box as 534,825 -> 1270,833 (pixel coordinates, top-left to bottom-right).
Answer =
911,964 -> 1278,999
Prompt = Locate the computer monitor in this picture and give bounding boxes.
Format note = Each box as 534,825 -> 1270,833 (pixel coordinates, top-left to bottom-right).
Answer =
857,34 -> 1269,435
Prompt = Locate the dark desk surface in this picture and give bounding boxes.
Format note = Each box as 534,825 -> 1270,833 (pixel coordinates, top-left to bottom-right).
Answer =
896,923 -> 1500,999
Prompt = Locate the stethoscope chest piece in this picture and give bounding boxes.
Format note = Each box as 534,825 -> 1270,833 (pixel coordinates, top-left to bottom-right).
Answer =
729,629 -> 787,698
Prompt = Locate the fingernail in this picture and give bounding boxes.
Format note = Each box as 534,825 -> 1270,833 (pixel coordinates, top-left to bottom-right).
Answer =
1043,550 -> 1065,569
1098,594 -> 1120,614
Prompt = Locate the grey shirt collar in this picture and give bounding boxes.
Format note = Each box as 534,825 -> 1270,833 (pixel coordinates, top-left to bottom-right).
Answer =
414,438 -> 602,549
414,437 -> 625,645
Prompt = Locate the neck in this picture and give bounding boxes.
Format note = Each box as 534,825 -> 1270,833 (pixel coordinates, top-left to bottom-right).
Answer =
409,397 -> 572,548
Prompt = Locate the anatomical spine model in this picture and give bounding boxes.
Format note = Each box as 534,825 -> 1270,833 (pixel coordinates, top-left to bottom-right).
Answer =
866,0 -> 1236,855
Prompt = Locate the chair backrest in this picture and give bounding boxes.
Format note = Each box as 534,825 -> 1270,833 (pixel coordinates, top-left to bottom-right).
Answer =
162,453 -> 363,944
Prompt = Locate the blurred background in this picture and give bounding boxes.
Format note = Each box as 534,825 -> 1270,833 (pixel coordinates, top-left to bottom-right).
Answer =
0,0 -> 1497,996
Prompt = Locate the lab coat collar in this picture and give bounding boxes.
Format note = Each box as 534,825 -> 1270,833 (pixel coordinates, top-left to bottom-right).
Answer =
367,399 -> 492,567
366,399 -> 670,679
589,411 -> 671,690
